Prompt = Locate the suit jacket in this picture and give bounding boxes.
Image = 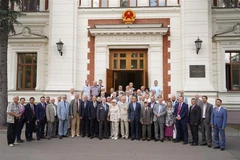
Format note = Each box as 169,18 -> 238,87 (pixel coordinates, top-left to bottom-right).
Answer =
211,107 -> 227,129
148,102 -> 156,109
140,107 -> 153,124
153,103 -> 166,123
69,99 -> 81,117
128,102 -> 141,122
81,100 -> 90,118
200,102 -> 213,124
46,103 -> 57,122
88,101 -> 99,119
36,103 -> 47,121
174,102 -> 189,122
189,105 -> 201,125
97,103 -> 109,121
57,101 -> 70,121
25,103 -> 36,122
119,102 -> 129,121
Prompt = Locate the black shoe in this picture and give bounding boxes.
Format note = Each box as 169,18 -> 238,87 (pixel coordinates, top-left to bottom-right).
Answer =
189,141 -> 193,144
208,145 -> 212,148
200,143 -> 207,146
27,139 -> 31,142
99,137 -> 102,140
174,140 -> 180,143
147,139 -> 150,141
90,136 -> 93,139
160,139 -> 164,142
63,135 -> 68,138
82,135 -> 85,138
131,138 -> 135,141
48,137 -> 51,140
31,138 -> 35,140
37,138 -> 41,141
142,139 -> 146,141
221,148 -> 225,151
183,141 -> 188,145
213,146 -> 220,149
154,139 -> 159,142
59,136 -> 63,139
17,139 -> 24,143
191,143 -> 198,146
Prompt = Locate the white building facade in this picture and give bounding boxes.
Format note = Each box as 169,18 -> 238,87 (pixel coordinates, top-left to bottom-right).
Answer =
7,0 -> 240,123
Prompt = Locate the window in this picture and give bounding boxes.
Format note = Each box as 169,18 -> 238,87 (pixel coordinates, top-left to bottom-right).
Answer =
215,0 -> 240,7
110,50 -> 146,70
22,0 -> 40,12
149,0 -> 166,6
120,0 -> 137,7
225,51 -> 240,91
17,53 -> 37,90
91,0 -> 108,7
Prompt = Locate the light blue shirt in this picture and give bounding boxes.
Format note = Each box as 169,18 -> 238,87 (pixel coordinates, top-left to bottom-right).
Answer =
150,85 -> 162,96
158,103 -> 163,114
133,103 -> 136,111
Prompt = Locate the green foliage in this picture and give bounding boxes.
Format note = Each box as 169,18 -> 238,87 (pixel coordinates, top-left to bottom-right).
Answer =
0,0 -> 25,34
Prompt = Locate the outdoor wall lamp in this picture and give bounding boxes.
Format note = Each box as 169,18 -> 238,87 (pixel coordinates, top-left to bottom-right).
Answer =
56,39 -> 64,56
195,37 -> 203,54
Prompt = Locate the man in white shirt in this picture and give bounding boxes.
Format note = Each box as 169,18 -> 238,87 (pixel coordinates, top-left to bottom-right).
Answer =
67,88 -> 75,103
46,98 -> 58,140
150,80 -> 162,97
81,80 -> 91,100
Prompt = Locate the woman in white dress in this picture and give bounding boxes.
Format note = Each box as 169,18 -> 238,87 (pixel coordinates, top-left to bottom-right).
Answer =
108,99 -> 120,140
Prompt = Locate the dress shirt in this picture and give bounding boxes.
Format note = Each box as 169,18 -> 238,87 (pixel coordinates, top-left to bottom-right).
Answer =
52,103 -> 57,116
133,102 -> 136,111
202,103 -> 207,118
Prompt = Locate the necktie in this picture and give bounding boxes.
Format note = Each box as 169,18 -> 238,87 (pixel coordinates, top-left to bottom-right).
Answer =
31,104 -> 35,117
145,108 -> 148,116
191,105 -> 194,112
42,103 -> 45,110
177,105 -> 181,115
76,101 -> 78,112
217,107 -> 219,112
64,102 -> 66,109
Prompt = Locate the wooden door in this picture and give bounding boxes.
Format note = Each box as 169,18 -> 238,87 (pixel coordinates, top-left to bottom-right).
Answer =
106,68 -> 113,94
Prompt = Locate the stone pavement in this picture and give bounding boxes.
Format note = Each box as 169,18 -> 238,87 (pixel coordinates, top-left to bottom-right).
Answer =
0,126 -> 239,160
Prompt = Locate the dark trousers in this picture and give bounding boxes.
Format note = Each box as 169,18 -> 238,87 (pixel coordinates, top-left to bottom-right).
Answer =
142,124 -> 151,139
90,118 -> 98,137
37,119 -> 45,139
130,119 -> 139,139
81,117 -> 89,136
7,121 -> 18,145
99,120 -> 108,138
151,122 -> 155,139
16,118 -> 25,141
25,120 -> 34,140
190,124 -> 199,144
176,120 -> 188,142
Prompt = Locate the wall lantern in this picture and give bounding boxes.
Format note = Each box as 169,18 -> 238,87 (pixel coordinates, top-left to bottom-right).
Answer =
56,39 -> 64,56
194,37 -> 203,54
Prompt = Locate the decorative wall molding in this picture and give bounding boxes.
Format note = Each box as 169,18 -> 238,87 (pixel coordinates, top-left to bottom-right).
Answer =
220,41 -> 240,45
95,35 -> 161,42
11,27 -> 45,35
10,43 -> 43,47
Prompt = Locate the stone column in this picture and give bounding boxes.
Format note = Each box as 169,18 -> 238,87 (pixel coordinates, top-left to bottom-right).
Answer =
180,0 -> 215,91
46,0 -> 78,90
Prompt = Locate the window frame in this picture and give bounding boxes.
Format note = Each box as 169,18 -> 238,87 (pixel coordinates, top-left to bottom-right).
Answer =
214,0 -> 239,8
225,51 -> 240,91
149,0 -> 167,7
120,0 -> 138,7
91,0 -> 109,7
16,53 -> 37,90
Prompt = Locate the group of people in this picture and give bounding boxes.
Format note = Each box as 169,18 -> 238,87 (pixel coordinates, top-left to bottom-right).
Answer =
6,79 -> 227,151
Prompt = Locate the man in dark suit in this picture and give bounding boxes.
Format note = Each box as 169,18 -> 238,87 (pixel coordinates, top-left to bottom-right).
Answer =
200,95 -> 213,147
80,95 -> 90,137
174,96 -> 189,144
25,97 -> 36,141
88,96 -> 99,139
211,99 -> 227,151
97,97 -> 109,140
128,96 -> 141,140
148,96 -> 156,139
189,98 -> 201,146
36,96 -> 47,140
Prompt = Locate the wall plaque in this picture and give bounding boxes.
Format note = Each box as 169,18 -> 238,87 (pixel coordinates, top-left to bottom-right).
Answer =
189,65 -> 205,78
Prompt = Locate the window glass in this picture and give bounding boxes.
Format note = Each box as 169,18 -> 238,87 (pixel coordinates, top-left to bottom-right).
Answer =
121,0 -> 128,7
101,0 -> 108,7
131,60 -> 137,69
130,0 -> 137,6
120,60 -> 126,69
159,0 -> 165,6
231,52 -> 240,62
150,0 -> 158,6
232,64 -> 239,90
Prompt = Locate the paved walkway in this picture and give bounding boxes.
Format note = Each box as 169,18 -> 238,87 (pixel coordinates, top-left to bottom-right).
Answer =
0,126 -> 239,160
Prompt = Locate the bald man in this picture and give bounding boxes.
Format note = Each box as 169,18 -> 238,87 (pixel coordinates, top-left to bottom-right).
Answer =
7,96 -> 21,147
